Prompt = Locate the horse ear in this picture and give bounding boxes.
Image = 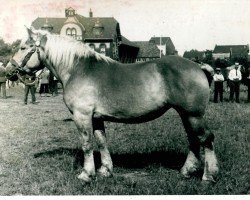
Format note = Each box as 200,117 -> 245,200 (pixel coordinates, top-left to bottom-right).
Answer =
40,35 -> 47,50
25,26 -> 38,41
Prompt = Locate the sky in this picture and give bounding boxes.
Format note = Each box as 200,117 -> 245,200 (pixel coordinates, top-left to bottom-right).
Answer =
0,0 -> 250,55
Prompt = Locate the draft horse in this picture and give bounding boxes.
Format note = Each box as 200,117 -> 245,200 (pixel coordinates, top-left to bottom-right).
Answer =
6,28 -> 219,183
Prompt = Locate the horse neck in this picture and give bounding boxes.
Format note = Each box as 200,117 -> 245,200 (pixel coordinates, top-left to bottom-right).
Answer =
42,34 -> 115,86
43,36 -> 76,87
43,58 -> 70,87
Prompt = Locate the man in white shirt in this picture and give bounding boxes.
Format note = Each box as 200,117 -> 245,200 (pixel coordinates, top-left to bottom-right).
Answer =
247,67 -> 250,102
228,62 -> 242,103
213,68 -> 224,103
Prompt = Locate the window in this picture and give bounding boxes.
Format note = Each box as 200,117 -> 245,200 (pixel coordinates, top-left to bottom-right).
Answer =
71,28 -> 76,36
66,28 -> 71,36
93,20 -> 104,36
100,44 -> 106,55
93,28 -> 103,36
89,44 -> 95,50
66,28 -> 77,37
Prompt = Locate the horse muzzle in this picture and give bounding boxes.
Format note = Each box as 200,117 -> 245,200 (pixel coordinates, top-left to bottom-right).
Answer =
5,61 -> 20,81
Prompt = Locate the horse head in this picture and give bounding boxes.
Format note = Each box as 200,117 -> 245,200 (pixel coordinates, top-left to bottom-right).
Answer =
6,27 -> 48,80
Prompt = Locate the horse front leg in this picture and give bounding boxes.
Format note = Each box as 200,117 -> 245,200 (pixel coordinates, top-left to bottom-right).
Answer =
93,118 -> 113,177
73,110 -> 95,182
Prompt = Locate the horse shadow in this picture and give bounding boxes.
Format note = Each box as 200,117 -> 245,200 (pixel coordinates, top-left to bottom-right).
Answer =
34,147 -> 189,172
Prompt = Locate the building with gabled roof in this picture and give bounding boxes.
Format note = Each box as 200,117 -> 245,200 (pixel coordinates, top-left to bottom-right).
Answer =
149,37 -> 177,55
212,44 -> 249,60
31,8 -> 139,63
133,41 -> 161,62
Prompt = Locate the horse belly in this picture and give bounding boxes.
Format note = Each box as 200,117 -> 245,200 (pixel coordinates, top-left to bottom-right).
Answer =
95,72 -> 169,123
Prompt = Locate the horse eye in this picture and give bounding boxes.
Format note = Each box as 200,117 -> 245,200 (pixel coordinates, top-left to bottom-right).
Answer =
30,44 -> 34,47
21,47 -> 26,50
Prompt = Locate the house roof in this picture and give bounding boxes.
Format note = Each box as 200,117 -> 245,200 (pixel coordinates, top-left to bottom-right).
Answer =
31,15 -> 118,40
133,41 -> 160,58
149,37 -> 171,45
31,17 -> 66,34
31,15 -> 141,51
121,36 -> 139,48
75,15 -> 118,39
149,36 -> 176,54
213,45 -> 249,54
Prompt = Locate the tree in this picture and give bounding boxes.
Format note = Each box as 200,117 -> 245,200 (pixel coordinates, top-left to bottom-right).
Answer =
0,39 -> 20,65
203,50 -> 213,65
214,58 -> 232,69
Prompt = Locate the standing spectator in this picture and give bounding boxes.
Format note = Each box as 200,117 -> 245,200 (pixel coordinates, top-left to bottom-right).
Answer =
49,72 -> 59,97
53,76 -> 59,96
39,68 -> 50,97
21,72 -> 37,105
247,67 -> 250,103
0,62 -> 7,99
228,62 -> 242,103
213,68 -> 224,103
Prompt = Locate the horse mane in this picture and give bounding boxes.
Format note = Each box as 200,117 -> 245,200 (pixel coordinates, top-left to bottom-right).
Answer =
42,31 -> 115,70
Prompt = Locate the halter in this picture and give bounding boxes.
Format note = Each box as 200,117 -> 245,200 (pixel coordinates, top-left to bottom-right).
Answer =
10,40 -> 41,71
8,40 -> 43,83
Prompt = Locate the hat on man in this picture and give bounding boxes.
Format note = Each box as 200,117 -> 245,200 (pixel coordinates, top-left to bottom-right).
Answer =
215,68 -> 221,71
235,62 -> 239,66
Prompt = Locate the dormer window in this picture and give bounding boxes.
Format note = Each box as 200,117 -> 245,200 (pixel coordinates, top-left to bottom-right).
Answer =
93,19 -> 104,36
41,18 -> 53,32
65,7 -> 76,17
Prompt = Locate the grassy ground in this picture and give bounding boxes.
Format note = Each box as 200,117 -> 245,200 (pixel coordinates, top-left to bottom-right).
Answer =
0,84 -> 249,195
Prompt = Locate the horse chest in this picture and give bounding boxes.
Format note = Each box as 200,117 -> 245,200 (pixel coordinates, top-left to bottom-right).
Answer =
64,82 -> 98,112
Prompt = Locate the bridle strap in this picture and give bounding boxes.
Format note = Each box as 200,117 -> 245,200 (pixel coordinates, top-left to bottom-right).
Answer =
19,47 -> 36,68
10,59 -> 20,68
9,45 -> 41,75
17,73 -> 37,86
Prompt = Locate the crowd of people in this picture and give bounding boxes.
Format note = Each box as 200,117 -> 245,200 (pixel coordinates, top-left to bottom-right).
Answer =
0,61 -> 59,105
213,62 -> 250,103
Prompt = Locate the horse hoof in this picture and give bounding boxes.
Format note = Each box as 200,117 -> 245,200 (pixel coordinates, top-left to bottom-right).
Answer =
77,171 -> 92,182
202,174 -> 217,183
98,166 -> 112,177
180,169 -> 191,179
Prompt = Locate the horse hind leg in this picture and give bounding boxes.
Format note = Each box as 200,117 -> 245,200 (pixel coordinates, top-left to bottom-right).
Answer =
93,118 -> 113,177
179,112 -> 219,182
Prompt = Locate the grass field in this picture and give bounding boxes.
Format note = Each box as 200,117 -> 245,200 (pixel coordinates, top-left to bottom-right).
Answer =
0,84 -> 249,195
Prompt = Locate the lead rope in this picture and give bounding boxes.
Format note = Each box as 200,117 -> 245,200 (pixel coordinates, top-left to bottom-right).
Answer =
17,68 -> 44,86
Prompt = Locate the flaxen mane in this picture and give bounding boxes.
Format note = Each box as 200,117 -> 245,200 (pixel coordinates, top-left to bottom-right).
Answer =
40,30 -> 114,70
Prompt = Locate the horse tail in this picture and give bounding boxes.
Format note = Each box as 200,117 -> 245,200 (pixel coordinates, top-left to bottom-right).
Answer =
202,68 -> 213,87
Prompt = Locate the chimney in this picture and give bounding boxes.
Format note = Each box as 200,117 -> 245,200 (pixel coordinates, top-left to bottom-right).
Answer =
89,8 -> 93,17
